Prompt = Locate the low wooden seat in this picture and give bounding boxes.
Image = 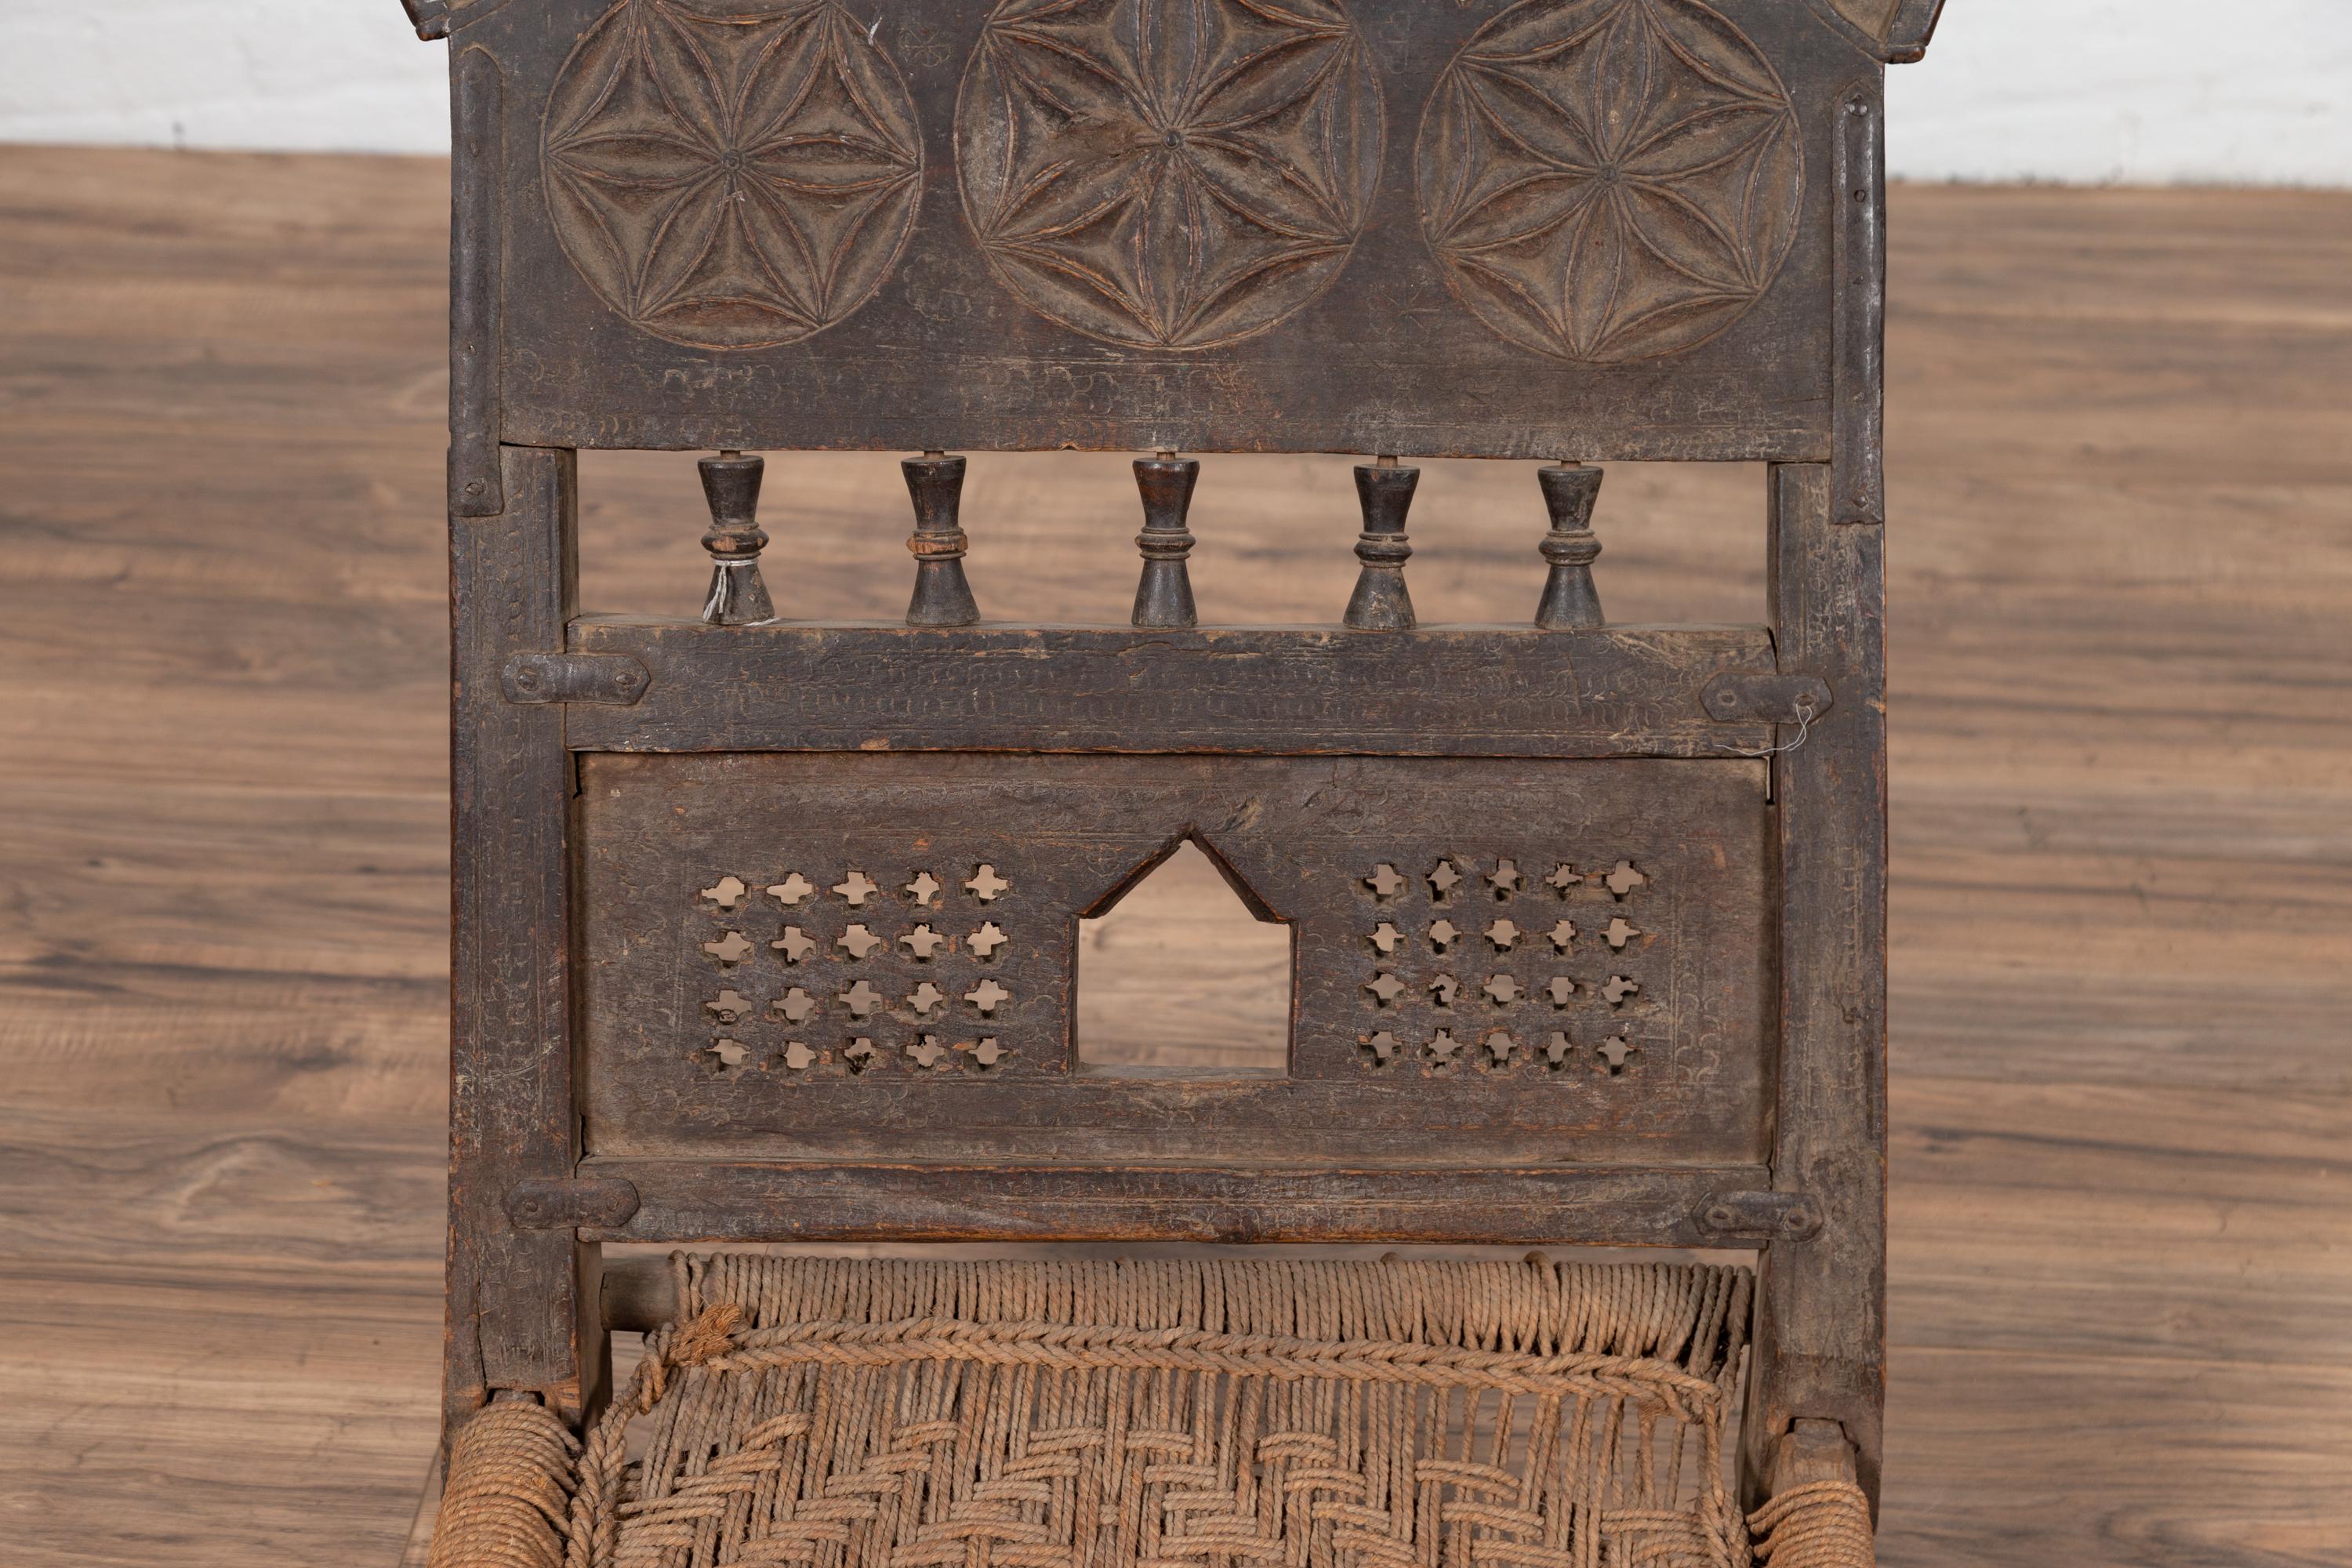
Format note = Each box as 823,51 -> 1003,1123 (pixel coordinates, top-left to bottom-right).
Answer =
390,0 -> 1947,1561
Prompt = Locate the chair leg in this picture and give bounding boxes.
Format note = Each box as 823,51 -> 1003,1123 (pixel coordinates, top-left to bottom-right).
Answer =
1748,1418 -> 1876,1566
427,1396 -> 579,1568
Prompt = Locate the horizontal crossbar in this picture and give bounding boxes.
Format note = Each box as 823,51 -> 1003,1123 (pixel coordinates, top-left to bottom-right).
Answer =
564,621 -> 1780,758
574,1160 -> 1773,1250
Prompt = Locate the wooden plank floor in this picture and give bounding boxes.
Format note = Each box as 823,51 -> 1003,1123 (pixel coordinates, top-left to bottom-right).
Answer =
2,145 -> 2347,1566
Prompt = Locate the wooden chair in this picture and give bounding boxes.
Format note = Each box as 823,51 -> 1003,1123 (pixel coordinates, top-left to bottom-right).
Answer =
394,2 -> 1944,1563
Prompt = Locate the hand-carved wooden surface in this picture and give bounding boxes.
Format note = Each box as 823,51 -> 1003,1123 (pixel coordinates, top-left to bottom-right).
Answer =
1417,0 -> 1803,364
580,751 -> 1769,1165
474,0 -> 1853,457
956,0 -> 1385,350
542,0 -> 924,349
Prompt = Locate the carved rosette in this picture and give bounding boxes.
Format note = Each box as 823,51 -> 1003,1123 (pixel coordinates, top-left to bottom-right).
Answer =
956,0 -> 1385,350
543,0 -> 924,351
1417,0 -> 1803,364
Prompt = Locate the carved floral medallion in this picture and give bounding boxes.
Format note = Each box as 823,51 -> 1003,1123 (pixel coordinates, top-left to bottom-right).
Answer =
543,0 -> 924,351
956,0 -> 1385,350
1417,0 -> 1803,364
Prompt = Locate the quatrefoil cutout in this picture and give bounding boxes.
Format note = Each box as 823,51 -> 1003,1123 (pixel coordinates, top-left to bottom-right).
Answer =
542,0 -> 927,352
956,0 -> 1387,351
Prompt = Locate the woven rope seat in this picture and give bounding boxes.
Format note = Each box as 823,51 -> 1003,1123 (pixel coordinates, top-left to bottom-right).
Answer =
430,1255 -> 1871,1568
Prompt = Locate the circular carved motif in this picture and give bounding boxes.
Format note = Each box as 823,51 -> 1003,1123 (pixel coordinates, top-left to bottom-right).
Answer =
1417,0 -> 1803,364
956,0 -> 1385,351
542,0 -> 924,351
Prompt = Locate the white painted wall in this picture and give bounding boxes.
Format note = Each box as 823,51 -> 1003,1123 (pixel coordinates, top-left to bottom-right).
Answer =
1,0 -> 2347,185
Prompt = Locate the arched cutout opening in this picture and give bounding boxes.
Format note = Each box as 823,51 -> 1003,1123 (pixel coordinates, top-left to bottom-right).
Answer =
1076,837 -> 1291,1076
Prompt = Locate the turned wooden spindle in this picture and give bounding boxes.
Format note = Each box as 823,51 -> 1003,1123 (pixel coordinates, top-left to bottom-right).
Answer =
902,452 -> 978,626
1533,462 -> 1604,630
1131,453 -> 1199,629
1345,456 -> 1418,630
699,450 -> 776,626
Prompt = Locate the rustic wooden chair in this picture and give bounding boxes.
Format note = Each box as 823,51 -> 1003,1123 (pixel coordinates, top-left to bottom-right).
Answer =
394,2 -> 1942,1563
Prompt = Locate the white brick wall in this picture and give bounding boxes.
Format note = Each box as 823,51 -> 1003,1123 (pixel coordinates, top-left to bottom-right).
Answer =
1,0 -> 2347,185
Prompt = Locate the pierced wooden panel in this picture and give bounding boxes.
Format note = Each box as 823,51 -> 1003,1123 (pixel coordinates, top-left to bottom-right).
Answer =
456,0 -> 1869,459
580,752 -> 1771,1167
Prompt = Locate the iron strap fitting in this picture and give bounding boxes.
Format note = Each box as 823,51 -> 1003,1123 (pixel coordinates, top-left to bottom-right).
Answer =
1693,1189 -> 1824,1242
506,1177 -> 641,1231
503,652 -> 651,706
1699,672 -> 1834,726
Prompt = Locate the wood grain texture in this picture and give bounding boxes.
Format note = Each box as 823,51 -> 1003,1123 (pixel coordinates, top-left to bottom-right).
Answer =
0,147 -> 2347,1566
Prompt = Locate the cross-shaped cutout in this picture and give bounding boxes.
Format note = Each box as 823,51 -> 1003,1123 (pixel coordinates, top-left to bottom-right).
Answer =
844,1037 -> 877,1073
1429,920 -> 1460,951
1483,974 -> 1521,1005
966,978 -> 1009,1014
1362,1030 -> 1401,1065
1483,1029 -> 1516,1066
1487,859 -> 1521,897
972,1037 -> 1007,1069
833,870 -> 880,906
773,986 -> 817,1024
1426,1029 -> 1463,1068
767,873 -> 815,907
967,864 -> 1009,901
968,921 -> 1008,959
1548,863 -> 1582,895
1544,1032 -> 1575,1069
840,980 -> 882,1018
1603,917 -> 1640,950
1369,921 -> 1404,955
1602,975 -> 1641,1007
702,930 -> 753,964
780,1040 -> 816,1072
772,926 -> 815,964
906,1035 -> 948,1069
1428,860 -> 1463,899
1486,918 -> 1521,951
904,870 -> 942,906
703,989 -> 753,1024
1428,974 -> 1460,1008
901,924 -> 946,960
1596,1033 -> 1639,1075
699,876 -> 749,910
1365,972 -> 1406,1007
838,924 -> 883,960
907,981 -> 945,1016
707,1039 -> 749,1073
1548,919 -> 1577,953
1605,860 -> 1649,898
1546,976 -> 1576,1007
1365,863 -> 1406,900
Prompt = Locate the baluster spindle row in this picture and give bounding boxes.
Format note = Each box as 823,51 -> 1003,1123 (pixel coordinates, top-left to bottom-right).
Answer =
693,452 -> 1608,630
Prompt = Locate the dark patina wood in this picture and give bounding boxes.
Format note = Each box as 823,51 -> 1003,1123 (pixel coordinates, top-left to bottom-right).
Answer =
578,751 -> 1772,1165
417,0 -> 1915,1523
563,622 -> 1780,757
438,0 -> 1860,462
580,1161 -> 1777,1248
445,444 -> 590,1428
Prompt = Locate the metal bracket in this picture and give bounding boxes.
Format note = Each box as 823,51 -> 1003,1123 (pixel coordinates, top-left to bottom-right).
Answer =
1695,1190 -> 1824,1243
1700,673 -> 1833,726
503,652 -> 651,706
506,1177 -> 641,1232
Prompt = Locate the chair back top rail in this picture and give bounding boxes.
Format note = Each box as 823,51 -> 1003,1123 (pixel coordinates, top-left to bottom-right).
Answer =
444,0 -> 1891,464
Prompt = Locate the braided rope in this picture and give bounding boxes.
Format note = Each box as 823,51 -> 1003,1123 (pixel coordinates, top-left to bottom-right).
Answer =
566,1255 -> 1759,1568
1749,1479 -> 1877,1567
430,1401 -> 579,1568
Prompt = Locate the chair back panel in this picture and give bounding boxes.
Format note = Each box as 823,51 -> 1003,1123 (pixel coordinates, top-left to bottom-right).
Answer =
459,0 -> 1864,459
